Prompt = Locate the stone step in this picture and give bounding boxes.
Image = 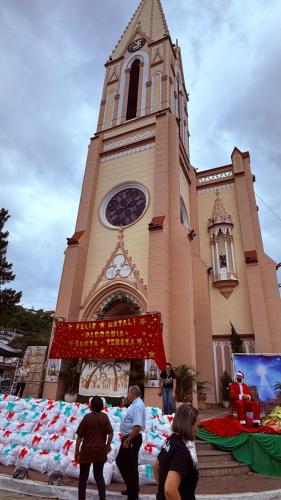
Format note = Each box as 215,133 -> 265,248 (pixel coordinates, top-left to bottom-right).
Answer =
198,460 -> 251,477
197,449 -> 234,463
195,439 -> 217,451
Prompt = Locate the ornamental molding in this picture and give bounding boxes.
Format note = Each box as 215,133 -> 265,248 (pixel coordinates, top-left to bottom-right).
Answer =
103,128 -> 155,152
198,170 -> 233,185
101,142 -> 154,163
208,190 -> 233,228
81,229 -> 147,312
198,184 -> 234,194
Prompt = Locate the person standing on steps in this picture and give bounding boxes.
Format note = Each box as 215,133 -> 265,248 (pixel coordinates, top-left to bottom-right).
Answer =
116,385 -> 146,500
159,362 -> 176,415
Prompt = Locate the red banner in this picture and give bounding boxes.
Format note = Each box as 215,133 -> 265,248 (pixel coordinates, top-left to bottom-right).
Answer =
49,312 -> 166,370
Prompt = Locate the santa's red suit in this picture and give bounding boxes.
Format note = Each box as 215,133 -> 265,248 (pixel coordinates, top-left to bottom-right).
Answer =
229,378 -> 261,424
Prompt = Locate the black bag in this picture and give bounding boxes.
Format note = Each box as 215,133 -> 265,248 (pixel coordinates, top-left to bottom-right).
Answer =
48,469 -> 64,486
13,466 -> 28,480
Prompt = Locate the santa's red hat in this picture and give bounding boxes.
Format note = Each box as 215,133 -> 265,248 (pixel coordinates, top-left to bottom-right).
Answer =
236,370 -> 244,379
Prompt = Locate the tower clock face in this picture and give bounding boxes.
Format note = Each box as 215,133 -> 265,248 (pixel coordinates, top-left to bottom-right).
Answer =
105,187 -> 146,227
128,38 -> 146,53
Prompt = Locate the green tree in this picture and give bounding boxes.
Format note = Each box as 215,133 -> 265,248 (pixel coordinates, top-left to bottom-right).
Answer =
7,306 -> 53,351
230,321 -> 244,353
0,208 -> 22,322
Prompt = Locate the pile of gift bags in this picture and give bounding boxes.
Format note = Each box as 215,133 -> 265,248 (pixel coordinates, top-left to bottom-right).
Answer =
0,393 -> 197,485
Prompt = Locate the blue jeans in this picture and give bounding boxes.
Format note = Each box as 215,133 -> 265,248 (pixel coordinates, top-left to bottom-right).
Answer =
162,386 -> 174,415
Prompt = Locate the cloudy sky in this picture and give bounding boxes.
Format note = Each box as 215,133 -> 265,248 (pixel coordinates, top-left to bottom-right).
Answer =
1,0 -> 281,311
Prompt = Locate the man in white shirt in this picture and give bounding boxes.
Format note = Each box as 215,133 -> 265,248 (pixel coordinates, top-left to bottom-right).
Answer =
116,385 -> 146,500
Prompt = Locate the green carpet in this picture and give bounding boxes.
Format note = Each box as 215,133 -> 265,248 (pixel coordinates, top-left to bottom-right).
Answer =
198,427 -> 281,477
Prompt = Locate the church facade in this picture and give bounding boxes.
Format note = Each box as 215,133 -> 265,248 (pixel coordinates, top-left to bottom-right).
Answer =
44,0 -> 281,404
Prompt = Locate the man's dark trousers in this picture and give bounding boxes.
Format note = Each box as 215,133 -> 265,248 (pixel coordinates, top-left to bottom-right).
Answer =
116,434 -> 142,500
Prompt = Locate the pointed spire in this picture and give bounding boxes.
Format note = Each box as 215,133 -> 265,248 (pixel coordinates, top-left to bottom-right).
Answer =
111,0 -> 170,60
208,190 -> 233,226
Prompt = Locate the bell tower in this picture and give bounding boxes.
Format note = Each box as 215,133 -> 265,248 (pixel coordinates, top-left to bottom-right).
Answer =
45,0 -> 199,403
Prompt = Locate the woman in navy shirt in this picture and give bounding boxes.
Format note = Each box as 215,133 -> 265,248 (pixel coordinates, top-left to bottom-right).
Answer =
153,404 -> 199,500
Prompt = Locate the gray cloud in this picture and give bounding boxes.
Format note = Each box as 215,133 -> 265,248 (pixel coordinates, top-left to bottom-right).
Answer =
1,0 -> 280,309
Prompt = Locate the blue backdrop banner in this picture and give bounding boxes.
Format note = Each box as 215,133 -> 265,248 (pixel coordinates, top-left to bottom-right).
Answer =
232,353 -> 281,402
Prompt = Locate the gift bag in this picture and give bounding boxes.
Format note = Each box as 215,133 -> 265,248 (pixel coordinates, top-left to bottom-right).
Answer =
146,432 -> 165,449
106,442 -> 120,463
30,450 -> 50,473
46,433 -> 64,452
138,444 -> 159,465
139,464 -> 157,485
15,447 -> 34,468
112,462 -> 123,483
0,444 -> 20,466
47,451 -> 70,473
64,459 -> 80,479
60,438 -> 75,456
11,431 -> 30,447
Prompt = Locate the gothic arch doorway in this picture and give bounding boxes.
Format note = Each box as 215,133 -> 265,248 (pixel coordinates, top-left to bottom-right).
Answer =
96,291 -> 142,319
89,290 -> 146,397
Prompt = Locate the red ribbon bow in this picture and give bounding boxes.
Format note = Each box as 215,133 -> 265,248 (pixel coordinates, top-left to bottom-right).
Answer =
39,450 -> 49,455
19,448 -> 28,459
50,434 -> 59,441
49,415 -> 60,425
32,436 -> 42,445
33,423 -> 43,432
63,439 -> 73,453
144,444 -> 154,454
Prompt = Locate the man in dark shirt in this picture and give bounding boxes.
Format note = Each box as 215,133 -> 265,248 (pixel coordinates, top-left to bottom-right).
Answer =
159,362 -> 176,415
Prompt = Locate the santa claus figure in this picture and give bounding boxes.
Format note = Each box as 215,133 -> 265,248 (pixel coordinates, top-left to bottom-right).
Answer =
229,371 -> 261,426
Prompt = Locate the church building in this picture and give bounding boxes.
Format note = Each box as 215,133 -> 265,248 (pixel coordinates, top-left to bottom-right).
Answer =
44,0 -> 281,404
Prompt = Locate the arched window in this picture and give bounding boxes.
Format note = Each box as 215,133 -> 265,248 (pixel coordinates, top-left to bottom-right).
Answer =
126,59 -> 140,120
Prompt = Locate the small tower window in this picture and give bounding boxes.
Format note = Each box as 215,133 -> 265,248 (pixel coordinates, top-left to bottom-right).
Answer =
126,59 -> 140,120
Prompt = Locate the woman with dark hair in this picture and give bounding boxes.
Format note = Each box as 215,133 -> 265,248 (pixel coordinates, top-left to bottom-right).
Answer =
153,404 -> 199,500
75,395 -> 114,500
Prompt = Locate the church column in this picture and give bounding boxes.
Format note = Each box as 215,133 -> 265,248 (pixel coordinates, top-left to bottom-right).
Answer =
147,112 -> 171,360
146,81 -> 152,114
120,68 -> 131,124
97,99 -> 107,133
161,75 -> 168,109
137,62 -> 144,117
111,94 -> 120,127
168,114 -> 197,373
230,238 -> 237,274
224,238 -> 230,273
232,150 -> 272,352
